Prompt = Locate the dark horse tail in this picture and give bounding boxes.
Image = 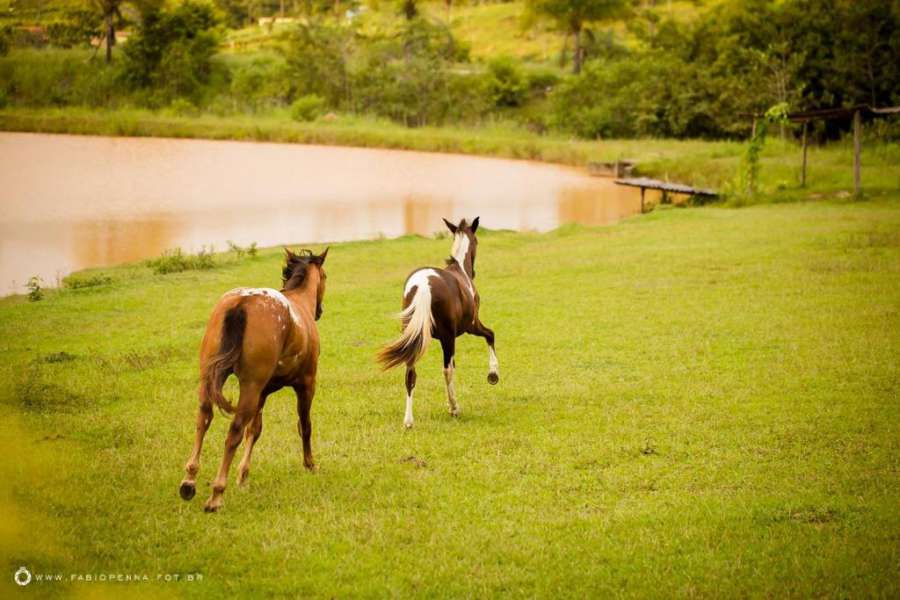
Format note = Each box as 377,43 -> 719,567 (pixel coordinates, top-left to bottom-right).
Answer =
202,303 -> 247,415
377,281 -> 434,370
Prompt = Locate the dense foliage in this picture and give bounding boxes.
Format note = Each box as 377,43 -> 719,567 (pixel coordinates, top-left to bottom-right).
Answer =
0,0 -> 897,138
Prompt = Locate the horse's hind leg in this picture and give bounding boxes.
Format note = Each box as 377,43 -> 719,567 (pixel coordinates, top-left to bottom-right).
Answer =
236,411 -> 263,487
293,377 -> 316,471
237,390 -> 271,486
440,337 -> 459,417
179,393 -> 213,501
204,381 -> 261,513
404,364 -> 417,429
471,318 -> 499,385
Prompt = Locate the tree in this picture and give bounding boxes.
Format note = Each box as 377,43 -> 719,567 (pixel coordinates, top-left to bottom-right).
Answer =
526,0 -> 627,73
93,0 -> 124,63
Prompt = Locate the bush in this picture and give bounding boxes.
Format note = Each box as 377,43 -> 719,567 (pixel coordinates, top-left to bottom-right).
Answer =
148,248 -> 215,274
290,94 -> 326,122
229,58 -> 291,112
122,1 -> 220,105
486,57 -> 528,108
46,9 -> 101,49
63,274 -> 113,289
227,240 -> 258,259
0,49 -> 121,108
0,26 -> 10,56
26,276 -> 44,301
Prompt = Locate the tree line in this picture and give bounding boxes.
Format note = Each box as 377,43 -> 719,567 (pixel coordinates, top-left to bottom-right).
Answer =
0,0 -> 897,139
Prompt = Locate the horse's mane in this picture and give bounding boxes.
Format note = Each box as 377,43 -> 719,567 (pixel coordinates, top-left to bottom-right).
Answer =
282,249 -> 321,291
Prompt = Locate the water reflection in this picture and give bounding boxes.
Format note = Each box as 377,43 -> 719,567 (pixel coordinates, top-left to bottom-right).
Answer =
0,132 -> 642,294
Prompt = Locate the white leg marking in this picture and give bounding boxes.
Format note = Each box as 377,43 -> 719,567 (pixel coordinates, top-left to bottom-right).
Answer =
404,390 -> 414,429
444,365 -> 459,416
489,346 -> 499,375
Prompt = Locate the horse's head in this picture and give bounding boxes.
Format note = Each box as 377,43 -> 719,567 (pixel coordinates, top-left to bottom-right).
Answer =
283,247 -> 329,320
443,216 -> 479,278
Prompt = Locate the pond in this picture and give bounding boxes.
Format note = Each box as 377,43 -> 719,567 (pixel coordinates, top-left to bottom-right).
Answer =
0,132 -> 642,294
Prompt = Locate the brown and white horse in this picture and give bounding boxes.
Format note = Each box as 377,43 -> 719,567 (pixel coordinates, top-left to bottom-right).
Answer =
179,248 -> 328,512
378,217 -> 499,428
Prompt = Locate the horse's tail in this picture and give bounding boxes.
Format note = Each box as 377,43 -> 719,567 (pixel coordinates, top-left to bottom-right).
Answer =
377,279 -> 434,370
201,303 -> 247,415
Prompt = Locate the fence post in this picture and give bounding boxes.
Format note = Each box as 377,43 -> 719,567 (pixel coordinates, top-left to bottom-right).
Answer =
853,110 -> 861,197
800,121 -> 808,187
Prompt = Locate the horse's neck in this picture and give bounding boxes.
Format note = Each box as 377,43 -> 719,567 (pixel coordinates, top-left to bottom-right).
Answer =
283,283 -> 316,313
449,260 -> 475,300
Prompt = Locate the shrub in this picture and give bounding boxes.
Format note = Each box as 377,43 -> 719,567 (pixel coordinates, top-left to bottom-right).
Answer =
486,57 -> 528,108
26,276 -> 44,301
229,58 -> 291,112
63,273 -> 113,289
46,9 -> 101,49
0,26 -> 10,56
0,49 -> 120,108
290,94 -> 326,122
227,240 -> 258,258
121,1 -> 220,105
148,247 -> 215,274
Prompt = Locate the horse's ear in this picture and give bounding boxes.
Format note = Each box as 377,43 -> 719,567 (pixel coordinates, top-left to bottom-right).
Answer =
471,216 -> 479,233
318,247 -> 329,264
442,218 -> 458,234
284,247 -> 294,259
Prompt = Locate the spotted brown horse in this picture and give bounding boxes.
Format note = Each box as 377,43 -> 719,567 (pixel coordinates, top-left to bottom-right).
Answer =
179,248 -> 328,512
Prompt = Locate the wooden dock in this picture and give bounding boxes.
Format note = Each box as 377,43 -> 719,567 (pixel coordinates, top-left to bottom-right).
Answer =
614,177 -> 718,212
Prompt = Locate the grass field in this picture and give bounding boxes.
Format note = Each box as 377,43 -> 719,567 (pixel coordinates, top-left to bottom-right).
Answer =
1,198 -> 899,597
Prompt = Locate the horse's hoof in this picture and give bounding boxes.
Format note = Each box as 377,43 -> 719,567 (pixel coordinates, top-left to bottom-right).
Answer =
203,498 -> 222,513
487,372 -> 500,385
237,472 -> 249,487
404,421 -> 413,429
179,481 -> 196,501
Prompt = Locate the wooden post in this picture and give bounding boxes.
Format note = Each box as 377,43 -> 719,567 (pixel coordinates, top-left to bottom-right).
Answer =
800,121 -> 808,187
640,187 -> 645,213
751,118 -> 758,139
853,110 -> 861,196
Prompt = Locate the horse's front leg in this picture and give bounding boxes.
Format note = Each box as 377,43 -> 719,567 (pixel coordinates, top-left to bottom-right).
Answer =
470,318 -> 499,385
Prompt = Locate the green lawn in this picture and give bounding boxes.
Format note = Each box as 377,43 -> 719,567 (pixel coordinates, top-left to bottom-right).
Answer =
1,199 -> 898,597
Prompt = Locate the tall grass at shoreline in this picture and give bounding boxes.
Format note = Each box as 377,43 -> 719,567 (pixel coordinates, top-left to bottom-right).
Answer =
2,106 -> 898,201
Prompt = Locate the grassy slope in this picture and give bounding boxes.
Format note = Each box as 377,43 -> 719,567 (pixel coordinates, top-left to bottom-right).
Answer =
1,200 -> 898,597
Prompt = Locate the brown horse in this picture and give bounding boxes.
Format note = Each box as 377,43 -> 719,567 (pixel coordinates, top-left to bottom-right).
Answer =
378,217 -> 499,428
179,248 -> 328,512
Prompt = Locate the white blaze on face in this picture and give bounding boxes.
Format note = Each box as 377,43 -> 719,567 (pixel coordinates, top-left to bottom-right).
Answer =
451,232 -> 469,266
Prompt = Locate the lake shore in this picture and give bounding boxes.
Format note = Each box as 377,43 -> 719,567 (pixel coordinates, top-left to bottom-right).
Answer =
3,107 -> 897,204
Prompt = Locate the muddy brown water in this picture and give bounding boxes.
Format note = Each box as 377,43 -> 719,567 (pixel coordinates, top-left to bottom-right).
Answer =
0,132 -> 643,294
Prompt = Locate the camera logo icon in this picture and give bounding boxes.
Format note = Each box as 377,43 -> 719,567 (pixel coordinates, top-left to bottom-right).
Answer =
14,566 -> 32,586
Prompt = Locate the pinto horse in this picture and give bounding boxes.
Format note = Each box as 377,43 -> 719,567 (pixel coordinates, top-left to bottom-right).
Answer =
378,217 -> 499,428
179,248 -> 328,512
